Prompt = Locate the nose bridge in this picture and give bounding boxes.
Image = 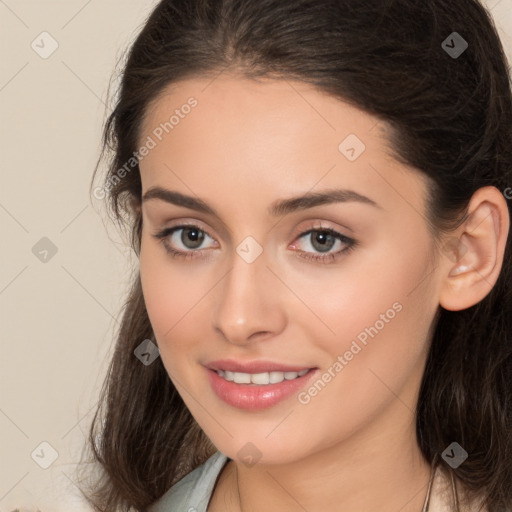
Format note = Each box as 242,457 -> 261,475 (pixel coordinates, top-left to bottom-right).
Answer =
212,239 -> 284,344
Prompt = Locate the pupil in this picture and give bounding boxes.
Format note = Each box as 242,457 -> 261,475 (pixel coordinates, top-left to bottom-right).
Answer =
183,227 -> 204,248
312,231 -> 335,253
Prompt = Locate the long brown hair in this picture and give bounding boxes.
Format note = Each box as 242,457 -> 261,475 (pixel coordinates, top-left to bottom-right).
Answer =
79,0 -> 512,510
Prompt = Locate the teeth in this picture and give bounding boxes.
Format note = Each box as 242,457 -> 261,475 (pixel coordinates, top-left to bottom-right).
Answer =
216,368 -> 310,385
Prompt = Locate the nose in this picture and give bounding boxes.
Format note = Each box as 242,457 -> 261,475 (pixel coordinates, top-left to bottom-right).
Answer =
211,248 -> 286,346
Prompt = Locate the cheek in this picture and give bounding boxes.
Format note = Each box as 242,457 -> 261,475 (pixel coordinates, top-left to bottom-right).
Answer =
290,234 -> 437,397
139,238 -> 207,365
293,245 -> 432,339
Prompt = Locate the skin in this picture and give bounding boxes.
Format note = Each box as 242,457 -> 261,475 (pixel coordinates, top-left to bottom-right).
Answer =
136,74 -> 509,511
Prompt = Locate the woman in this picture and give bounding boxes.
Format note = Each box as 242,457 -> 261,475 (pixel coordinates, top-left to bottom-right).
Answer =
80,0 -> 512,510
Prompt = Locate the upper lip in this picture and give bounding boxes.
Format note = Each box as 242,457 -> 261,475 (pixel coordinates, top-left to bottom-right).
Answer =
204,359 -> 316,373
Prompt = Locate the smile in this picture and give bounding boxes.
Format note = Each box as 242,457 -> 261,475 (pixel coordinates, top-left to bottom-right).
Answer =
215,368 -> 310,385
205,366 -> 319,410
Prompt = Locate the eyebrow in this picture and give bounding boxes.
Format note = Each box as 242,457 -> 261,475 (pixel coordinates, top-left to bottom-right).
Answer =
142,186 -> 382,217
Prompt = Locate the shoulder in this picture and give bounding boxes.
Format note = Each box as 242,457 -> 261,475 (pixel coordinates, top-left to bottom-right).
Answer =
148,450 -> 229,512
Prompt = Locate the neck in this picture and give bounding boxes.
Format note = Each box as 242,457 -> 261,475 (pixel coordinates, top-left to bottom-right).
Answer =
221,400 -> 432,512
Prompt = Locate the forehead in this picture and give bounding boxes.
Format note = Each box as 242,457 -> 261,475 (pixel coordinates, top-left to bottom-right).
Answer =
140,74 -> 388,156
138,74 -> 429,219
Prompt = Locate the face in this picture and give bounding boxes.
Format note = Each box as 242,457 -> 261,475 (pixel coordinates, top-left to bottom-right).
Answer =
137,74 -> 444,465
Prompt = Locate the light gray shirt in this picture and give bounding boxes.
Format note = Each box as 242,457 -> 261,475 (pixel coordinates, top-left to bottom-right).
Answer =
148,451 -> 229,512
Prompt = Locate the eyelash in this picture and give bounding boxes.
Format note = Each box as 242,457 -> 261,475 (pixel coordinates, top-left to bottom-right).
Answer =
151,223 -> 358,264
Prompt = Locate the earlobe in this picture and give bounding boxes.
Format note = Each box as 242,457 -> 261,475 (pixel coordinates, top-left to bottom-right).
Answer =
438,186 -> 510,312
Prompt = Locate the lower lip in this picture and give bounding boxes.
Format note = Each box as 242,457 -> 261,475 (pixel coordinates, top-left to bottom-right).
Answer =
205,367 -> 318,411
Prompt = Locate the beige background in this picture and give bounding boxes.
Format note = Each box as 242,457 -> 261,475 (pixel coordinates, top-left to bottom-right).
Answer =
1,0 -> 511,510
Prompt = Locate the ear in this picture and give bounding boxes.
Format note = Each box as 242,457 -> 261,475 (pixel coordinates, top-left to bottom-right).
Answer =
438,186 -> 510,311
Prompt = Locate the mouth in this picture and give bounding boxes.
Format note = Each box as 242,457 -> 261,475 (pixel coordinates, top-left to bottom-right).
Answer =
213,367 -> 312,385
204,361 -> 319,410
204,358 -> 315,374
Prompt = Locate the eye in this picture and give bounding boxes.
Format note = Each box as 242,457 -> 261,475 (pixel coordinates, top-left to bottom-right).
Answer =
291,226 -> 357,264
151,222 -> 358,264
152,224 -> 217,261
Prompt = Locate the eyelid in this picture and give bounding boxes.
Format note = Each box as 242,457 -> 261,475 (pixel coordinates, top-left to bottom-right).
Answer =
152,218 -> 358,267
162,219 -> 217,239
159,218 -> 353,245
290,220 -> 352,243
